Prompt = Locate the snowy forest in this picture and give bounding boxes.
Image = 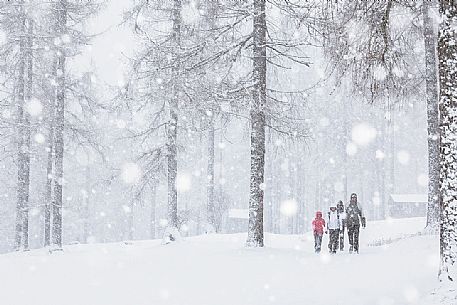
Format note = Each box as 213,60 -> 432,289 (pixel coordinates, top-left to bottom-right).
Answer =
0,0 -> 456,304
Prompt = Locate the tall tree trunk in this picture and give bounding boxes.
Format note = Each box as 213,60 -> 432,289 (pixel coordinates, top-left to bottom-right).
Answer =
374,119 -> 386,220
164,0 -> 182,242
22,18 -> 33,251
82,166 -> 91,243
387,101 -> 395,197
44,145 -> 53,247
204,0 -> 223,233
15,1 -> 29,251
52,0 -> 68,250
44,67 -> 56,247
265,137 -> 274,233
296,153 -> 305,233
150,181 -> 157,239
128,201 -> 134,240
437,0 -> 457,282
342,98 -> 349,203
246,0 -> 267,248
382,112 -> 390,218
383,101 -> 395,218
423,0 -> 441,229
207,118 -> 216,232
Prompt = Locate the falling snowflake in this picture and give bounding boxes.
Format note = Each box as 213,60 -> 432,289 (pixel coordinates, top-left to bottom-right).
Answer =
376,150 -> 386,160
373,65 -> 387,81
121,162 -> 141,184
397,150 -> 411,165
116,119 -> 127,129
122,205 -> 131,214
182,2 -> 201,24
159,219 -> 168,227
34,133 -> 46,144
25,98 -> 43,117
61,34 -> 71,44
351,123 -> 377,146
392,66 -> 405,78
53,37 -> 62,46
417,174 -> 428,187
280,199 -> 298,217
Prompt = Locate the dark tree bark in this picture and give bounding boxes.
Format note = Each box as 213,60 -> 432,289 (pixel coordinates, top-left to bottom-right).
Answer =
22,18 -> 33,251
423,0 -> 441,229
15,0 -> 30,251
150,181 -> 157,239
44,62 -> 56,247
265,138 -> 274,233
437,0 -> 457,282
246,0 -> 267,248
164,0 -> 182,242
83,166 -> 91,243
52,0 -> 68,250
207,118 -> 216,232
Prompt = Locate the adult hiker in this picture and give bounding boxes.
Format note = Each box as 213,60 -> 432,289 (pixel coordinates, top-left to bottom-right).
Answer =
337,200 -> 346,251
345,193 -> 366,253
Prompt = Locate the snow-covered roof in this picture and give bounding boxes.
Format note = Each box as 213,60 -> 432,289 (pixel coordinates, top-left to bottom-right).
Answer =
228,209 -> 249,219
390,194 -> 427,203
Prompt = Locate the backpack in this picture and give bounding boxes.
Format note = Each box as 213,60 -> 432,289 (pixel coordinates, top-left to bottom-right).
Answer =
327,211 -> 340,230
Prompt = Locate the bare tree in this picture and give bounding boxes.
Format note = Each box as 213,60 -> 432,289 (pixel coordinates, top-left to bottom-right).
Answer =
51,0 -> 68,250
206,116 -> 216,231
44,80 -> 55,247
246,0 -> 267,247
8,0 -> 32,252
423,0 -> 440,229
47,0 -> 100,249
437,0 -> 457,283
163,0 -> 183,242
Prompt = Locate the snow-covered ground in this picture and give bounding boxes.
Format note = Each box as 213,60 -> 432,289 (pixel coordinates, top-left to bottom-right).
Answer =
0,217 -> 450,305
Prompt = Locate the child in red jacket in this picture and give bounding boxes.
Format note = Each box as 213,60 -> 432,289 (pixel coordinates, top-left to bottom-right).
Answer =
312,211 -> 325,253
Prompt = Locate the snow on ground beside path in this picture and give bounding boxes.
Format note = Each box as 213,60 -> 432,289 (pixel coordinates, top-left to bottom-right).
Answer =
0,217 -> 444,305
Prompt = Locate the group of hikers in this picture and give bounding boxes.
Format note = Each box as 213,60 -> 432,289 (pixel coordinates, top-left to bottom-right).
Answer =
312,193 -> 366,254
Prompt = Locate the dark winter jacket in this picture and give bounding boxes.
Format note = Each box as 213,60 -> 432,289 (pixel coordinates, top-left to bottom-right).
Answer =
337,201 -> 344,214
345,202 -> 366,227
337,201 -> 346,226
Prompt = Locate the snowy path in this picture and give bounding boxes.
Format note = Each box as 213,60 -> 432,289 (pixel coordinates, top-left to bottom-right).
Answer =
0,218 -> 440,305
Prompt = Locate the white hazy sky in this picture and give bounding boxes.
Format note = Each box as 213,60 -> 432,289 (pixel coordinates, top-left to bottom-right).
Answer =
74,0 -> 135,86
